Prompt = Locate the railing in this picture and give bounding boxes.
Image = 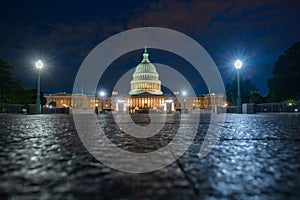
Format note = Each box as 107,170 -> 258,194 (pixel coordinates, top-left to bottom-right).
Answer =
0,103 -> 70,114
226,106 -> 237,113
255,101 -> 300,113
0,103 -> 26,114
42,107 -> 70,114
225,102 -> 300,114
1,102 -> 299,114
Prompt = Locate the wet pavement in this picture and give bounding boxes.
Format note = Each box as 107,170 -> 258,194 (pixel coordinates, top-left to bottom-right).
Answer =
0,113 -> 300,199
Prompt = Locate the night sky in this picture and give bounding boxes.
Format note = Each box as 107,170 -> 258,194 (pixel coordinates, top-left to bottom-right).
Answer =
1,0 -> 299,95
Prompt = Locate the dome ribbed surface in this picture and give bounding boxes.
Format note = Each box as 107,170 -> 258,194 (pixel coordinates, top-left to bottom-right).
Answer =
129,47 -> 162,95
135,63 -> 157,74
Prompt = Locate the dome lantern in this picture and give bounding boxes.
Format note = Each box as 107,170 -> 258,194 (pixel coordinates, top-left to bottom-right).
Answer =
142,46 -> 150,63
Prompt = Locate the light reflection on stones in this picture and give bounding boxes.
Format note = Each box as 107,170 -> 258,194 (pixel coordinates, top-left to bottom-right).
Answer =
0,113 -> 299,199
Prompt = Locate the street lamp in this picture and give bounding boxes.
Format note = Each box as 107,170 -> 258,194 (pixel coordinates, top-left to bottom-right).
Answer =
182,91 -> 187,113
235,59 -> 242,114
100,91 -> 105,114
35,60 -> 43,114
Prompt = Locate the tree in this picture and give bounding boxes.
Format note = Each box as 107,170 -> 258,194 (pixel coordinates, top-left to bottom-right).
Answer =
4,80 -> 31,104
0,60 -> 14,103
266,41 -> 300,102
48,101 -> 56,107
226,78 -> 262,106
0,59 -> 47,106
27,89 -> 47,106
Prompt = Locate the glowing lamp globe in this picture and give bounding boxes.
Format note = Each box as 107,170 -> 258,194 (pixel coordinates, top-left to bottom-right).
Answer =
35,60 -> 43,69
234,59 -> 242,69
100,91 -> 105,97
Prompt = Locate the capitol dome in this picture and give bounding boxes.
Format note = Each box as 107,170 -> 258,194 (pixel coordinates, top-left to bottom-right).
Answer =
129,47 -> 163,95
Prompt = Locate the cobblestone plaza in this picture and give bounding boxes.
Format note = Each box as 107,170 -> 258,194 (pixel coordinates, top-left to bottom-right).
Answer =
0,113 -> 299,199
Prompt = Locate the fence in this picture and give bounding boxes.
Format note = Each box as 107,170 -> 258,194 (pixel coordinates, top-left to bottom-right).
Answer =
0,103 -> 26,114
1,102 -> 299,114
226,106 -> 237,113
225,102 -> 300,114
42,107 -> 70,114
0,103 -> 69,114
255,101 -> 300,113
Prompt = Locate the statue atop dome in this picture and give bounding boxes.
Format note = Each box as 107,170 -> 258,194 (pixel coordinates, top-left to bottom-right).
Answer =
142,46 -> 150,63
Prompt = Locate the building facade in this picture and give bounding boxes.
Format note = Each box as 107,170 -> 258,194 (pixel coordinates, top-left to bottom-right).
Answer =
45,92 -> 99,110
127,47 -> 165,113
45,48 -> 227,112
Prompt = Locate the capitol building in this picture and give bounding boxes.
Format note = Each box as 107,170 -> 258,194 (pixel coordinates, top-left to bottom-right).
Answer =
127,47 -> 167,113
45,48 -> 226,113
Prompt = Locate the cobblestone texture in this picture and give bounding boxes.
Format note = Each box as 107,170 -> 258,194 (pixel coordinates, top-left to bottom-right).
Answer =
0,113 -> 300,199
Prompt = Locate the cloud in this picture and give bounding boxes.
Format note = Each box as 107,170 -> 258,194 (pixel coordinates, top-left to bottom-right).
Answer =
124,0 -> 300,94
1,0 -> 299,94
126,0 -> 299,36
0,19 -> 125,60
0,19 -> 126,91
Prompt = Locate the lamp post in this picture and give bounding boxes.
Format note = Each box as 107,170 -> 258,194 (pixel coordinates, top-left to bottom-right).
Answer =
100,91 -> 105,114
35,60 -> 43,114
211,93 -> 216,114
182,91 -> 187,113
235,59 -> 242,114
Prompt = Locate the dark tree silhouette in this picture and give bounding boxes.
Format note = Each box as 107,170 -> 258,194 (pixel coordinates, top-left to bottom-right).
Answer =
0,59 -> 47,106
226,78 -> 262,106
48,101 -> 56,107
0,60 -> 14,103
266,41 -> 300,102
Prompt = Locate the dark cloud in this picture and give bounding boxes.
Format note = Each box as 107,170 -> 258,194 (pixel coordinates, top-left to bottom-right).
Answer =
0,19 -> 125,93
125,0 -> 300,94
0,0 -> 299,95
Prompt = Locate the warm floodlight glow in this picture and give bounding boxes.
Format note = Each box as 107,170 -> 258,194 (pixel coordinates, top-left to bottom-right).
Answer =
100,91 -> 105,97
165,99 -> 173,103
35,60 -> 43,69
182,91 -> 187,96
234,59 -> 242,69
